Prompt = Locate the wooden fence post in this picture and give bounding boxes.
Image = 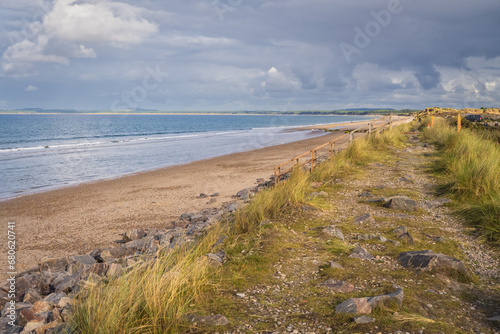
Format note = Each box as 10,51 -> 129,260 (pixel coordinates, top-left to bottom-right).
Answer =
310,151 -> 314,172
368,123 -> 373,135
389,113 -> 393,129
349,132 -> 354,143
457,114 -> 461,132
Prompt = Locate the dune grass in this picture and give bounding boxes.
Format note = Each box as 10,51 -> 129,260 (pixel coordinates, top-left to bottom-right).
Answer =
420,117 -> 500,245
69,123 -> 411,333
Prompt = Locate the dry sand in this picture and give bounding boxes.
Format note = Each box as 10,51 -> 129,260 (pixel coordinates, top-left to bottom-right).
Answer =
0,117 -> 410,279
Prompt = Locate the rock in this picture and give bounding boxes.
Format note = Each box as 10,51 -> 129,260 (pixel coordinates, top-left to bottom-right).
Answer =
180,212 -> 195,221
383,196 -> 418,211
57,297 -> 74,309
236,188 -> 257,200
328,261 -> 344,270
3,324 -> 23,334
205,253 -> 224,266
124,229 -> 147,242
190,214 -> 209,224
335,297 -> 372,314
206,198 -> 217,205
1,302 -> 32,319
39,258 -> 70,277
419,198 -> 451,210
393,226 -> 408,237
321,226 -> 344,240
84,263 -> 110,277
319,279 -> 354,293
368,286 -> 404,309
19,309 -> 45,327
353,315 -> 375,324
236,293 -> 246,298
188,314 -> 229,326
51,273 -> 80,294
43,293 -> 67,305
107,263 -> 124,278
100,246 -> 134,262
159,232 -> 174,246
211,193 -> 220,197
34,321 -> 60,334
349,246 -> 374,260
45,324 -> 67,333
398,232 -> 415,245
21,320 -> 46,334
399,177 -> 412,183
375,235 -> 388,242
487,315 -> 500,322
66,255 -> 96,275
227,201 -> 244,213
309,191 -> 328,198
30,301 -> 52,314
124,236 -> 155,252
22,289 -> 42,304
398,250 -> 468,274
358,192 -> 373,197
353,213 -> 375,224
336,287 -> 404,315
199,193 -> 208,198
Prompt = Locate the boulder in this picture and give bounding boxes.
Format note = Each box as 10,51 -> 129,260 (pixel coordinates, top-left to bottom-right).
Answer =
34,320 -> 60,334
124,229 -> 147,242
100,246 -> 134,262
235,188 -> 257,200
226,201 -> 244,213
336,286 -> 404,315
393,226 -> 408,237
66,255 -> 96,275
319,279 -> 354,293
349,246 -> 374,260
180,212 -> 195,222
106,263 -> 124,278
39,258 -> 70,277
419,198 -> 451,210
398,250 -> 467,274
30,301 -> 52,314
383,196 -> 418,211
353,213 -> 375,224
335,297 -> 372,314
321,226 -> 344,240
353,315 -> 375,324
19,309 -> 45,328
22,289 -> 42,304
328,261 -> 344,270
43,293 -> 67,305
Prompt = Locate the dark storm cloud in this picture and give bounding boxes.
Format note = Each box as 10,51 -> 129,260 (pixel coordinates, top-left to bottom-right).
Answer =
0,0 -> 499,110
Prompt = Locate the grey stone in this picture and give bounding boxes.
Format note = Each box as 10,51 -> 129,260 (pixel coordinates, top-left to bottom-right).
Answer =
319,279 -> 354,293
66,255 -> 96,275
190,214 -> 209,224
349,246 -> 374,260
124,229 -> 147,242
236,187 -> 257,200
100,246 -> 134,262
328,261 -> 344,270
107,263 -> 124,278
393,226 -> 408,237
1,302 -> 32,318
358,192 -> 373,197
125,236 -> 155,252
22,289 -> 42,304
335,297 -> 372,314
206,253 -> 224,266
39,258 -> 70,277
353,315 -> 375,324
419,198 -> 451,210
227,201 -> 244,213
398,250 -> 468,274
353,213 -> 375,224
487,315 -> 500,322
189,314 -> 229,326
211,193 -> 220,197
383,196 -> 418,211
159,232 -> 174,246
43,293 -> 67,305
398,232 -> 415,245
199,193 -> 208,198
180,212 -> 195,221
368,287 -> 404,308
322,226 -> 344,240
399,177 -> 413,183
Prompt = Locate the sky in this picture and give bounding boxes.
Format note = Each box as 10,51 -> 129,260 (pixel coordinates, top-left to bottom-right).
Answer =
0,0 -> 499,111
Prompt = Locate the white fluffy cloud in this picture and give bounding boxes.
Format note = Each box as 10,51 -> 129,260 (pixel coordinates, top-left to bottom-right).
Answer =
43,0 -> 158,46
261,67 -> 300,93
2,0 -> 158,74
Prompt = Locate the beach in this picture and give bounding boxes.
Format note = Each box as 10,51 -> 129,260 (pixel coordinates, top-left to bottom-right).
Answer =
0,117 -> 410,279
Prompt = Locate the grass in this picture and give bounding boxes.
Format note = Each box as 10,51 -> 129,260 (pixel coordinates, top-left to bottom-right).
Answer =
420,117 -> 500,245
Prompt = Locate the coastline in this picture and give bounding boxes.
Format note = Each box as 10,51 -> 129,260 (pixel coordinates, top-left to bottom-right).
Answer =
0,131 -> 352,279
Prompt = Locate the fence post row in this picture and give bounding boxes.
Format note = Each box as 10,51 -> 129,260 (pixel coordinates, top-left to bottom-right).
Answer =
273,118 -> 393,186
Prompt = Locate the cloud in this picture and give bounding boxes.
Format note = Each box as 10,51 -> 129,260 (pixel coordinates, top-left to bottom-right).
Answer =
261,67 -> 300,93
24,84 -> 37,91
43,0 -> 158,46
2,0 -> 157,74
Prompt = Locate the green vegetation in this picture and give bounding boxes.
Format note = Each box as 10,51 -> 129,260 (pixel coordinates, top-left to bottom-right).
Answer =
420,117 -> 500,245
70,120 -> 497,333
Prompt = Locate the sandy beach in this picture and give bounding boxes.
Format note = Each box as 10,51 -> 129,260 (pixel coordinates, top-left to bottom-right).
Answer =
0,117 -> 410,279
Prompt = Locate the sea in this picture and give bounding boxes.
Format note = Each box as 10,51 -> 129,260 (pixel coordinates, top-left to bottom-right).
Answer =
0,114 -> 372,200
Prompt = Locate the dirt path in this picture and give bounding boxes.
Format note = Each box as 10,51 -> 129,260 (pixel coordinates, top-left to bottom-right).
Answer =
214,133 -> 500,333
